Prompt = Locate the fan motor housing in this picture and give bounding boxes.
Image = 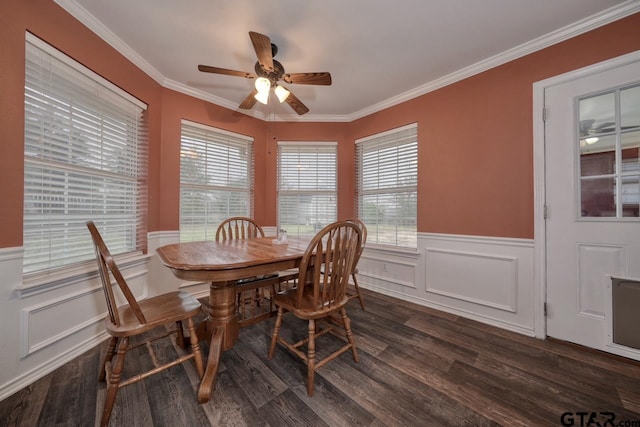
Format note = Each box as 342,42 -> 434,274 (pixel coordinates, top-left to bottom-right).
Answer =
255,60 -> 285,84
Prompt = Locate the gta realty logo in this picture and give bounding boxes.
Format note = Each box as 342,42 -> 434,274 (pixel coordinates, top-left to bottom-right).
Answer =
560,411 -> 640,427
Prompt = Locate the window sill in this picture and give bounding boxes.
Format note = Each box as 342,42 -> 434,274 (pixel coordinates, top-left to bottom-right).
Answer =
362,244 -> 419,259
17,251 -> 149,298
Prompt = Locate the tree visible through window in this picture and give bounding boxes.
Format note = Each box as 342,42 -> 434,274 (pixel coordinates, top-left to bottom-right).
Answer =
23,34 -> 147,275
356,123 -> 417,248
277,142 -> 337,237
179,121 -> 254,242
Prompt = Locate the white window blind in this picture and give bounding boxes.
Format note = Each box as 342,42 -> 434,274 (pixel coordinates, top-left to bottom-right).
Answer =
180,121 -> 254,242
356,123 -> 417,248
277,142 -> 337,237
23,34 -> 148,275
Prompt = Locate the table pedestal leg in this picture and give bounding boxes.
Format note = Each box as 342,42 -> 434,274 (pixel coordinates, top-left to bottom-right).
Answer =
197,326 -> 223,403
197,282 -> 238,403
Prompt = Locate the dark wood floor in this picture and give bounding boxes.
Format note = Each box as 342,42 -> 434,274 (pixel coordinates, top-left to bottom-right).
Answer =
2,289 -> 640,426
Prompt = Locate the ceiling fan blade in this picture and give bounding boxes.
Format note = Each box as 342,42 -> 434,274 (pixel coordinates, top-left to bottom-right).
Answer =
283,72 -> 332,85
284,90 -> 309,115
239,89 -> 259,110
198,65 -> 255,79
249,31 -> 274,72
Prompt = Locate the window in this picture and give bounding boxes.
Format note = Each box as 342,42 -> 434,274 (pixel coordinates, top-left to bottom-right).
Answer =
356,123 -> 417,248
578,84 -> 640,218
23,34 -> 147,275
180,121 -> 254,242
277,142 -> 337,237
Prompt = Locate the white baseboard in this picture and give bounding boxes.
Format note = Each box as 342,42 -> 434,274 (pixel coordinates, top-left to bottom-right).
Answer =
0,331 -> 110,401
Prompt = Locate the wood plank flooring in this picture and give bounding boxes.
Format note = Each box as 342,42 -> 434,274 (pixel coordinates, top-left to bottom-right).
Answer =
2,289 -> 640,426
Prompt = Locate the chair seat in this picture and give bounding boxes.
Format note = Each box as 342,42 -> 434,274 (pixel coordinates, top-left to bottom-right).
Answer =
106,291 -> 202,337
273,286 -> 349,320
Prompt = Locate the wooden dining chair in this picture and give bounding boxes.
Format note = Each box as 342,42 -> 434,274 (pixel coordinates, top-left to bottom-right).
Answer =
268,220 -> 362,396
346,218 -> 367,310
215,216 -> 265,241
215,216 -> 298,327
86,221 -> 204,427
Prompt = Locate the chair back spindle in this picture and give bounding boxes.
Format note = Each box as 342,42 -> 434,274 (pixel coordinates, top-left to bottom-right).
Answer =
87,221 -> 146,326
347,218 -> 367,273
215,216 -> 298,327
344,218 -> 368,310
297,221 -> 361,311
216,216 -> 265,241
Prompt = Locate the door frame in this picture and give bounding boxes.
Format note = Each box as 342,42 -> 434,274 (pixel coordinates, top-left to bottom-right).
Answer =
532,49 -> 640,339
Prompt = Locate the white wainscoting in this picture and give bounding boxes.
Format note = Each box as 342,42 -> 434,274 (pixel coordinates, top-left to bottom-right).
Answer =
425,248 -> 518,313
147,231 -> 210,299
1,229 -> 536,401
0,246 -> 151,401
356,233 -> 536,337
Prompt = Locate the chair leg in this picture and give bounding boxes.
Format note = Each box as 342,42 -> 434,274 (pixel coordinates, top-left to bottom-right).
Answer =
175,320 -> 186,348
101,337 -> 128,427
268,307 -> 284,359
99,337 -> 118,382
352,273 -> 366,310
307,319 -> 316,396
341,308 -> 359,363
186,317 -> 204,378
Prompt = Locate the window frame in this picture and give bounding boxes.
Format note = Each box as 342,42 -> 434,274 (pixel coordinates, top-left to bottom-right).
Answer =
179,120 -> 255,242
276,141 -> 338,237
22,32 -> 148,279
577,84 -> 640,219
355,123 -> 418,249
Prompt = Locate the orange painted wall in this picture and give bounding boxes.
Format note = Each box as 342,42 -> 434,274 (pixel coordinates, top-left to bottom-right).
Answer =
348,13 -> 640,239
0,0 -> 163,246
1,0 -> 639,248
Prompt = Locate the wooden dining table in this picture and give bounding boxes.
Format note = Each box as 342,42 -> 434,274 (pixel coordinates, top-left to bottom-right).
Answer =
155,236 -> 309,403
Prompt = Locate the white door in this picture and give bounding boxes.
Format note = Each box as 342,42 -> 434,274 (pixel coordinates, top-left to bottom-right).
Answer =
545,57 -> 640,359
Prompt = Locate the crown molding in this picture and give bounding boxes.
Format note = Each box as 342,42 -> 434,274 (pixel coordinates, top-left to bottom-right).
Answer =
54,0 -> 165,84
163,78 -> 256,116
164,78 -> 350,122
55,0 -> 640,123
346,0 -> 640,121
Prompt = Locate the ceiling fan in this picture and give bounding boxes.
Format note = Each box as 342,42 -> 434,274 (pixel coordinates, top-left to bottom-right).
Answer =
580,119 -> 640,138
198,31 -> 332,115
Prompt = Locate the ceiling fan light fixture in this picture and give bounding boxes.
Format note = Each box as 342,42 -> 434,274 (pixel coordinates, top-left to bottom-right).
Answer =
254,89 -> 269,105
275,85 -> 290,103
254,77 -> 271,92
198,32 -> 331,114
585,137 -> 599,145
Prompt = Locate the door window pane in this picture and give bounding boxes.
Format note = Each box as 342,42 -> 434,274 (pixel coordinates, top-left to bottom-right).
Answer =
621,175 -> 639,217
577,84 -> 640,218
621,131 -> 640,218
580,135 -> 615,176
621,85 -> 640,131
579,92 -> 615,138
581,177 -> 616,217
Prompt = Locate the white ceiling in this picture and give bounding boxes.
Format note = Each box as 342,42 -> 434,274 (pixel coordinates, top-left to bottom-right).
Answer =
57,0 -> 639,121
